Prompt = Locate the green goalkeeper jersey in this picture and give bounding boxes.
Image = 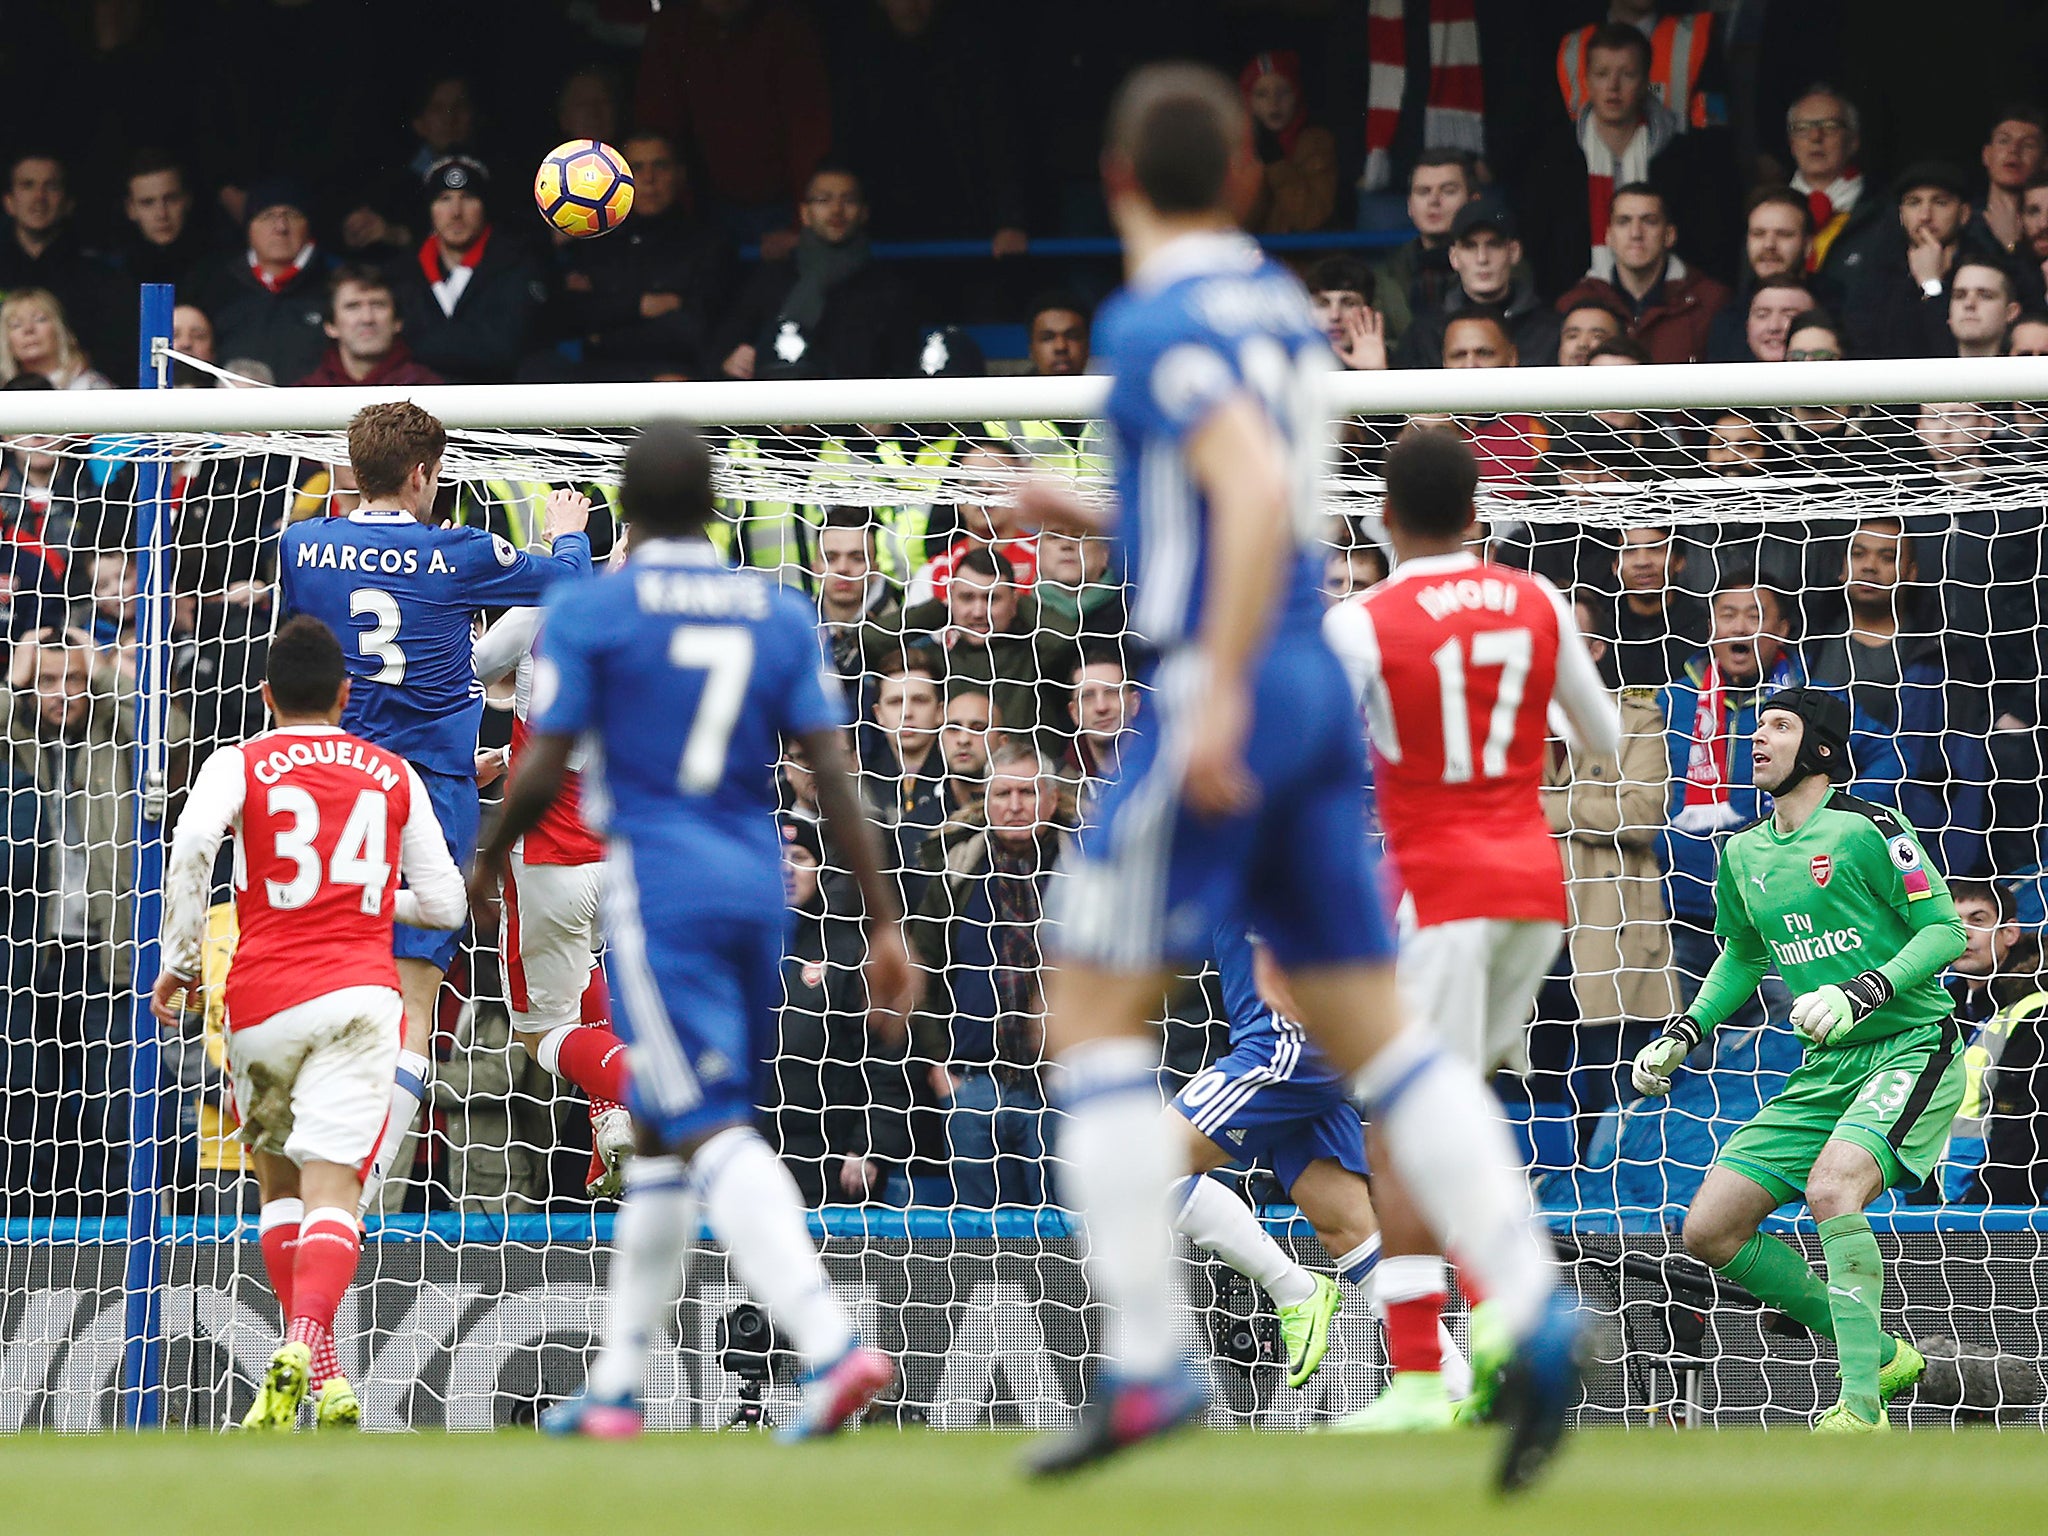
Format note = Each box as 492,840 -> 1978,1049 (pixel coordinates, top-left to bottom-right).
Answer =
1696,792 -> 1964,1046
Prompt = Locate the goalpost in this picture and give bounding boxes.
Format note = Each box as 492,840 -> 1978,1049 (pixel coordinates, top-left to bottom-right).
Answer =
2,285 -> 2046,1430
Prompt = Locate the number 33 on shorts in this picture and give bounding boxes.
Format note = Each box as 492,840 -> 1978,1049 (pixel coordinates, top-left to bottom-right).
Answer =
1851,1068 -> 1915,1117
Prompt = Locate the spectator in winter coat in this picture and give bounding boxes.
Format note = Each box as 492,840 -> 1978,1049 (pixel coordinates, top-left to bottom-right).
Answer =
1708,187 -> 1817,360
1553,183 -> 1729,364
0,155 -> 124,372
1803,518 -> 1991,877
117,151 -> 211,294
1784,85 -> 1886,297
773,815 -> 915,1206
716,164 -> 914,382
1240,50 -> 1336,235
390,158 -> 552,384
1519,23 -> 1737,295
561,130 -> 736,380
1542,599 -> 1678,1108
1396,199 -> 1561,368
295,266 -> 443,388
1368,150 -> 1481,354
1843,162 -> 2005,361
199,177 -> 331,385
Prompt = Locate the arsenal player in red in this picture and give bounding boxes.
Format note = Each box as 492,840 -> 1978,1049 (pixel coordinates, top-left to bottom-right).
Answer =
1323,428 -> 1620,1430
153,617 -> 466,1431
474,600 -> 632,1197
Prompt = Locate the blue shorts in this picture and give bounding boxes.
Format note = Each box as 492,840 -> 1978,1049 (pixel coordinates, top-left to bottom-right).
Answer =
1052,634 -> 1395,973
395,765 -> 478,971
603,843 -> 783,1146
1173,1030 -> 1369,1194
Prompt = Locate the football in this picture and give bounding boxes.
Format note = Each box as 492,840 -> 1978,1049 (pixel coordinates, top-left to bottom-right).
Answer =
534,138 -> 634,238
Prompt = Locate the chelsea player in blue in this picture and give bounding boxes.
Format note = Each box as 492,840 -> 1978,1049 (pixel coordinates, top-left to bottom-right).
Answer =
1017,65 -> 1580,1487
473,421 -> 918,1439
279,402 -> 594,1211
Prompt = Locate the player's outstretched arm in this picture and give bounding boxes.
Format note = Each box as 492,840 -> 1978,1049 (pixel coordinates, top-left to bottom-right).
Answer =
1183,395 -> 1294,817
469,731 -> 573,912
472,607 -> 541,687
153,746 -> 246,1024
1008,476 -> 1112,539
798,725 -> 919,1044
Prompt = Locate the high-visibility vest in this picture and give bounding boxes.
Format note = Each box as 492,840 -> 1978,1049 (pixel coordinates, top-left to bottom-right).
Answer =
712,435 -> 815,584
457,479 -> 621,556
1557,13 -> 1718,132
984,417 -> 1107,483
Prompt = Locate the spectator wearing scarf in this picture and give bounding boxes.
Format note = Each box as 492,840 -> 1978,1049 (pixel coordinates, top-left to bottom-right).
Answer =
391,157 -> 552,383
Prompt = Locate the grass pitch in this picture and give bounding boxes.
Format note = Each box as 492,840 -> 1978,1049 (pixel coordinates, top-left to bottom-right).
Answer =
3,1428 -> 2042,1536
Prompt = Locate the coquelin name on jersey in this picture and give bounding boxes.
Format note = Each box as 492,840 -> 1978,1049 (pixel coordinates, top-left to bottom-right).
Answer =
248,736 -> 402,791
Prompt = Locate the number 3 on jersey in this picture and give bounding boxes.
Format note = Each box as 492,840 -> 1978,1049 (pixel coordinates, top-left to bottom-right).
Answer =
1430,626 -> 1532,783
669,624 -> 754,793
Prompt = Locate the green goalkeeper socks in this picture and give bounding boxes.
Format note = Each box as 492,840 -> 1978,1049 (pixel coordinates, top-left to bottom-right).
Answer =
1817,1213 -> 1887,1422
1717,1231 -> 1899,1368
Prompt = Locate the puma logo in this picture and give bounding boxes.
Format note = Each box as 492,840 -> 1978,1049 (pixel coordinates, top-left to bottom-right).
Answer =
1827,1284 -> 1865,1304
1751,873 -> 1769,894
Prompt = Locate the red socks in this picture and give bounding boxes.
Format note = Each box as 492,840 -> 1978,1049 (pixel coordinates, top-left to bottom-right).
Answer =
289,1207 -> 361,1387
258,1199 -> 302,1320
1375,1254 -> 1450,1375
551,1026 -> 630,1103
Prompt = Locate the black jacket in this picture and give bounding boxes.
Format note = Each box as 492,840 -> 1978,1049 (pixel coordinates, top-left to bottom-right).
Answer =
1396,270 -> 1562,368
197,251 -> 332,383
389,233 -> 553,384
0,226 -> 130,376
1842,219 -> 2008,360
716,256 -> 916,380
562,206 -> 736,379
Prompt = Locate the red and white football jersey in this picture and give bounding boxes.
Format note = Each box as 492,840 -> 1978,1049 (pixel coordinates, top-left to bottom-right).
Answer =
1323,552 -> 1619,927
478,606 -> 604,866
161,726 -> 466,1028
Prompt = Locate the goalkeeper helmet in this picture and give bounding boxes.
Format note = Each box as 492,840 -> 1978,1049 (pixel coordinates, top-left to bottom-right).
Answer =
1762,686 -> 1852,786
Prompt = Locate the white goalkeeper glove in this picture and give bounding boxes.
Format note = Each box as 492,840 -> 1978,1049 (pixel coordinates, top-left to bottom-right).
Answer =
1631,1016 -> 1704,1098
1789,970 -> 1893,1047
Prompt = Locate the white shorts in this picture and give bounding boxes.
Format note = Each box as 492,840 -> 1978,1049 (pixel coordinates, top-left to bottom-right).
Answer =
1397,917 -> 1564,1074
502,847 -> 603,1030
228,985 -> 403,1167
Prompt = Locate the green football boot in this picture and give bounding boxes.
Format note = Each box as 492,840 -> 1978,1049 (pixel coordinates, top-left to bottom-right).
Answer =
1813,1399 -> 1890,1433
1453,1299 -> 1514,1425
241,1342 -> 312,1432
314,1377 -> 361,1430
1327,1371 -> 1456,1433
1277,1275 -> 1342,1389
1878,1337 -> 1926,1405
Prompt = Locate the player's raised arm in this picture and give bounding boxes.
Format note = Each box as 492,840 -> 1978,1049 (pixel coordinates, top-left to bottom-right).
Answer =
472,606 -> 541,687
452,488 -> 596,607
153,744 -> 247,1023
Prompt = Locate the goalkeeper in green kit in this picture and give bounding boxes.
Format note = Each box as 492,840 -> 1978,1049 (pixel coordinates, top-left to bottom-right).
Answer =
1633,687 -> 1966,1432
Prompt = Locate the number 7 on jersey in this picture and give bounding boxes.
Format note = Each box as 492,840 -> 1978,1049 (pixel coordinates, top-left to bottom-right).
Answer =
669,625 -> 754,794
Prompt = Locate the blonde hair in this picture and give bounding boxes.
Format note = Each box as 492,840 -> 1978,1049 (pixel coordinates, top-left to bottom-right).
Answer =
0,288 -> 87,387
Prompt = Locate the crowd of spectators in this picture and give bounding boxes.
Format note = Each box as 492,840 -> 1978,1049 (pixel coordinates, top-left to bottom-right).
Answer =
5,1 -> 2048,1225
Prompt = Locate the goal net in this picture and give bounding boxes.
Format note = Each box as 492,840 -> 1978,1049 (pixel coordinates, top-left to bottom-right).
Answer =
2,355 -> 2046,1432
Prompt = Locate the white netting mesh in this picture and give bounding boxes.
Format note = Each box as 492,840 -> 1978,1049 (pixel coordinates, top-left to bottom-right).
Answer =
3,368 -> 2047,1430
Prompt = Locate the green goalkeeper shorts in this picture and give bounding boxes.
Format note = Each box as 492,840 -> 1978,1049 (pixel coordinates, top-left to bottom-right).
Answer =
1714,1017 -> 1966,1206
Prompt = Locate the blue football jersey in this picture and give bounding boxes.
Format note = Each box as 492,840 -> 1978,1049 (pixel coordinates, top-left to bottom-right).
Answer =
278,508 -> 592,775
529,537 -> 844,917
1096,230 -> 1332,651
1212,920 -> 1335,1075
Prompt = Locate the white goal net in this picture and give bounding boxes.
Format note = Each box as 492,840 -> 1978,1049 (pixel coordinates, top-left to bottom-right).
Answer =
2,358 -> 2046,1431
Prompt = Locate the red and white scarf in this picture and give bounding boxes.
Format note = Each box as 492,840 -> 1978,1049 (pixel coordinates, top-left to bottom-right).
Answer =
1361,0 -> 1485,193
246,242 -> 315,295
420,227 -> 493,317
1576,96 -> 1677,272
1683,660 -> 1731,806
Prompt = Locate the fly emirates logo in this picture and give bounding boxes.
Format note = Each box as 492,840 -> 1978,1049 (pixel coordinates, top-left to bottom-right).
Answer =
1769,908 -> 1865,968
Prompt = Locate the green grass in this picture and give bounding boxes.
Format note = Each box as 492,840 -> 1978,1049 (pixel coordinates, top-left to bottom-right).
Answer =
2,1428 -> 2043,1536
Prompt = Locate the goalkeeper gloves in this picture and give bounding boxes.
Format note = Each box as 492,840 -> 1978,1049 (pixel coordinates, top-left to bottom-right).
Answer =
1631,1016 -> 1704,1098
1788,969 -> 1893,1047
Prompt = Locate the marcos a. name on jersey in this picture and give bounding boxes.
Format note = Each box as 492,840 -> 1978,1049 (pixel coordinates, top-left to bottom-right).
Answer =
278,508 -> 592,777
